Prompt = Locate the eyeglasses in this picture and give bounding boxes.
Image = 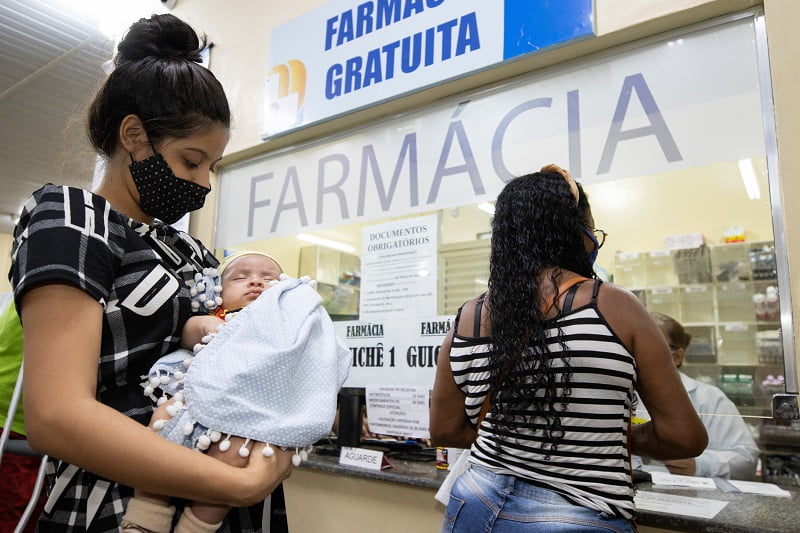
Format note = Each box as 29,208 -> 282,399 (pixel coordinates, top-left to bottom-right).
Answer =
592,229 -> 607,249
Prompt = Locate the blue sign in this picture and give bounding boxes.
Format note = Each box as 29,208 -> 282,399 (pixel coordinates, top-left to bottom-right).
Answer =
503,0 -> 594,59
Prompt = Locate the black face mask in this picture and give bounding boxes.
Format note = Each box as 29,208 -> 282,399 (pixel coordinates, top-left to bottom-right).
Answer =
129,151 -> 211,224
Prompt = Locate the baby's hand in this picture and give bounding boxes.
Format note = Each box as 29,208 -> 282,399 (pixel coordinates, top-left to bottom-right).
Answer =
181,315 -> 225,351
299,275 -> 318,290
267,273 -> 318,290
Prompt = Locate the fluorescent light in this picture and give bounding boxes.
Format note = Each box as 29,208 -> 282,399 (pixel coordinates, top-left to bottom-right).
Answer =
67,0 -> 155,38
297,233 -> 356,254
478,202 -> 495,215
738,158 -> 761,200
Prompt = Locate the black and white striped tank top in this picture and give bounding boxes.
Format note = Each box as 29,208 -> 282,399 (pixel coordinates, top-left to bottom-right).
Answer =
450,279 -> 638,519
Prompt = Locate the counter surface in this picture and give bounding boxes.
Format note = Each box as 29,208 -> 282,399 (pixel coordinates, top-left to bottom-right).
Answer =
302,447 -> 799,533
303,445 -> 446,489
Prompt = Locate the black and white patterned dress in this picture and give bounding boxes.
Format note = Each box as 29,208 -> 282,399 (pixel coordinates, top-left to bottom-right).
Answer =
10,184 -> 264,532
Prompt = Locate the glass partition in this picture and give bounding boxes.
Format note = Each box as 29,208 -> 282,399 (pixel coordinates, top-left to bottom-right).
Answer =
215,12 -> 795,482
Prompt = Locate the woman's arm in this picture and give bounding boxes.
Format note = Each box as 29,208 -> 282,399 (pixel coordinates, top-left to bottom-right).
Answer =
598,283 -> 708,460
430,329 -> 477,448
21,283 -> 293,507
430,297 -> 486,448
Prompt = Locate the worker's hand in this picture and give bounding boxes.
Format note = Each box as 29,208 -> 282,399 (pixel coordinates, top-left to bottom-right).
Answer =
663,457 -> 696,476
361,414 -> 376,439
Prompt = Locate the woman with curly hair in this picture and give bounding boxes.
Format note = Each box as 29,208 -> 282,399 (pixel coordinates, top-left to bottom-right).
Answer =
430,165 -> 707,532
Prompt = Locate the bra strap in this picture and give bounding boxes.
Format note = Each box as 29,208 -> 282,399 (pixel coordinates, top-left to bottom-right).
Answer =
542,276 -> 590,314
453,303 -> 466,333
561,282 -> 583,315
473,292 -> 487,337
590,278 -> 603,304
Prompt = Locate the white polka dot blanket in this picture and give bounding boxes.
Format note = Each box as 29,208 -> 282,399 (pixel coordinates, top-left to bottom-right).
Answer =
154,276 -> 350,454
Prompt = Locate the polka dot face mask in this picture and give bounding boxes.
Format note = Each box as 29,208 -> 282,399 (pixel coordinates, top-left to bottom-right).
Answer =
129,151 -> 211,224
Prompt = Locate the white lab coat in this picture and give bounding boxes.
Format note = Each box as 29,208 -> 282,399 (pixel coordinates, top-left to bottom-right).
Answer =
632,372 -> 760,480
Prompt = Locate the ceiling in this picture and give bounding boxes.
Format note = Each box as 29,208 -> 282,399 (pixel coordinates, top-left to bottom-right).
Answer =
0,0 -> 121,234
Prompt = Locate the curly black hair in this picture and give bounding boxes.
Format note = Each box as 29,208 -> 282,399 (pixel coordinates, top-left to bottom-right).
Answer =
487,169 -> 596,455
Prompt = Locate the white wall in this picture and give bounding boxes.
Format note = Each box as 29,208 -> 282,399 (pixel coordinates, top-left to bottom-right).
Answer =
0,233 -> 12,293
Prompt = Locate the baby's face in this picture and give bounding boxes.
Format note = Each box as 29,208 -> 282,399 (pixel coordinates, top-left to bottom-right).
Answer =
221,254 -> 283,310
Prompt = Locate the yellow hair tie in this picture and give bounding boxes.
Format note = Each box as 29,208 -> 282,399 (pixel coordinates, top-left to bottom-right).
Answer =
541,164 -> 579,205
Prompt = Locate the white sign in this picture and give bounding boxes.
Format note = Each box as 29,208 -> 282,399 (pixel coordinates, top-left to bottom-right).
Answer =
339,446 -> 387,471
634,491 -> 728,519
366,385 -> 430,438
263,0 -> 594,136
217,18 -> 764,248
360,215 -> 437,319
335,314 -> 451,387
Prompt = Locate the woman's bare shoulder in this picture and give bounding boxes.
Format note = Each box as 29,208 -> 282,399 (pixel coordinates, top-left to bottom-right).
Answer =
595,281 -> 654,344
454,293 -> 489,337
596,281 -> 643,304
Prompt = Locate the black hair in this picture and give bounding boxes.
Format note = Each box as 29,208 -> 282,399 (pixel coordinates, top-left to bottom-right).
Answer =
87,14 -> 231,157
487,170 -> 595,455
651,312 -> 692,349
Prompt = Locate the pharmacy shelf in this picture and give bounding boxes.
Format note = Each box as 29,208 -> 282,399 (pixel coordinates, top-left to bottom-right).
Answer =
614,241 -> 785,415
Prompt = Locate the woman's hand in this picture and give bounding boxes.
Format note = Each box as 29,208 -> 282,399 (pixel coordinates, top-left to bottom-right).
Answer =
227,443 -> 294,507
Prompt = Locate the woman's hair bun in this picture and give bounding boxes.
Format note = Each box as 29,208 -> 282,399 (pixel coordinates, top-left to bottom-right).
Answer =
116,13 -> 205,65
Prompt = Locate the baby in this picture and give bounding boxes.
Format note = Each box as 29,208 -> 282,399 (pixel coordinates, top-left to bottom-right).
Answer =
122,251 -> 350,533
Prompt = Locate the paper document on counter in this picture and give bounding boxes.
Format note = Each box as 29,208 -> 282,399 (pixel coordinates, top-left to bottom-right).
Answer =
635,491 -> 728,519
650,472 -> 717,489
727,480 -> 792,497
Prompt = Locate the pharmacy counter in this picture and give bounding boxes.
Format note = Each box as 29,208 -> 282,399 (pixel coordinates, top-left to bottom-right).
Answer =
283,449 -> 798,532
634,482 -> 798,533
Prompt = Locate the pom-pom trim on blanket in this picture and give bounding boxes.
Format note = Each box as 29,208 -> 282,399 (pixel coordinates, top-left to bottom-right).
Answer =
141,273 -> 327,466
189,268 -> 223,312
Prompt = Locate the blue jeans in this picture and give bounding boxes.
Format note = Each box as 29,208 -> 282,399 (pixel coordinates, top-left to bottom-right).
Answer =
442,466 -> 635,532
